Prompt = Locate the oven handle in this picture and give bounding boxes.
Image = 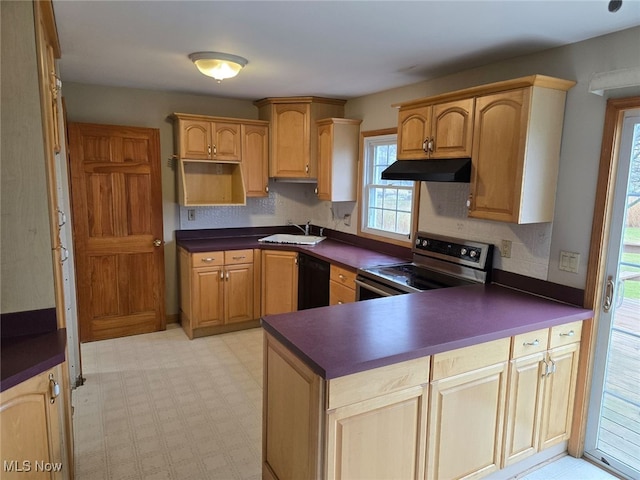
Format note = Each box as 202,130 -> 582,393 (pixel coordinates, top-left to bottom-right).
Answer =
354,279 -> 399,298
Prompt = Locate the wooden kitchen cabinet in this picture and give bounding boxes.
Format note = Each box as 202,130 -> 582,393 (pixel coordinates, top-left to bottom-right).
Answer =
427,338 -> 510,480
241,122 -> 269,197
329,264 -> 357,305
0,364 -> 68,480
255,97 -> 346,179
261,250 -> 298,315
397,98 -> 474,160
173,114 -> 241,161
179,248 -> 257,338
502,322 -> 582,467
468,83 -> 571,223
315,118 -> 362,201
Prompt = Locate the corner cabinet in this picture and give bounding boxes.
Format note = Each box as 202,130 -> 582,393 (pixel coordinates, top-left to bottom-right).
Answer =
172,113 -> 270,205
254,97 -> 346,180
315,118 -> 362,201
0,364 -> 69,480
397,98 -> 474,160
394,75 -> 575,224
178,247 -> 260,339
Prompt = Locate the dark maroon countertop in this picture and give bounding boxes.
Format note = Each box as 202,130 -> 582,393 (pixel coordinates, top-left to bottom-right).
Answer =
177,232 -> 410,271
1,329 -> 66,392
261,284 -> 593,380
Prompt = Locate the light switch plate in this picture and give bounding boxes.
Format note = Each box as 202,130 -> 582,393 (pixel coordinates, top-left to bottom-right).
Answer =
559,250 -> 580,273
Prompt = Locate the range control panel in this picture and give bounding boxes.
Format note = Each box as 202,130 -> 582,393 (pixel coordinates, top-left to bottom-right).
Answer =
413,232 -> 493,269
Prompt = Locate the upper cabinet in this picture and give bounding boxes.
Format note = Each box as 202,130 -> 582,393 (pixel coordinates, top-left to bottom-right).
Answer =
172,113 -> 270,205
397,98 -> 474,160
315,118 -> 362,202
254,97 -> 346,180
395,75 -> 575,224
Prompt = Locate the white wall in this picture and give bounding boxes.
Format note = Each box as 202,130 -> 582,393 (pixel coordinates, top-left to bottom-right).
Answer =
1,1 -> 56,313
347,26 -> 640,287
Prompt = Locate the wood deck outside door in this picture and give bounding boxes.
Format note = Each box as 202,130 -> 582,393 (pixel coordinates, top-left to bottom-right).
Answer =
68,123 -> 165,342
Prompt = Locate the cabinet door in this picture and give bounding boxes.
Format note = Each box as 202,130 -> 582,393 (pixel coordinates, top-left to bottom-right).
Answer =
224,263 -> 254,324
316,122 -> 333,200
397,106 -> 431,160
0,366 -> 65,480
271,103 -> 310,177
329,280 -> 355,305
212,122 -> 241,161
180,119 -> 212,159
539,342 -> 580,450
192,267 -> 224,327
431,98 -> 474,158
469,88 -> 530,223
326,385 -> 428,480
261,250 -> 298,315
242,123 -> 269,197
503,353 -> 546,467
427,362 -> 508,480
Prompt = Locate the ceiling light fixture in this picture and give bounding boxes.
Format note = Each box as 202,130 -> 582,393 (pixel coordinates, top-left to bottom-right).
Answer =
188,52 -> 248,82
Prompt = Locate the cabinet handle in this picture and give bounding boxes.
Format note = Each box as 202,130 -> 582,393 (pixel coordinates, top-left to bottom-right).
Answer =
422,138 -> 429,154
305,164 -> 309,174
339,274 -> 345,280
207,145 -> 212,157
466,194 -> 473,208
427,137 -> 434,153
49,373 -> 60,404
548,357 -> 557,374
232,256 -> 246,260
338,301 -> 343,305
265,185 -> 269,193
220,271 -> 224,279
201,257 -> 216,263
213,145 -> 217,156
541,359 -> 550,377
225,271 -> 230,281
314,187 -> 318,195
559,330 -> 575,337
523,339 -> 539,346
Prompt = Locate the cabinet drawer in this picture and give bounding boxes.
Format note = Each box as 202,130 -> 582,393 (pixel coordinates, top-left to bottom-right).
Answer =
330,280 -> 355,305
431,337 -> 510,381
549,321 -> 583,348
511,328 -> 549,358
192,251 -> 224,267
330,265 -> 356,288
224,249 -> 254,265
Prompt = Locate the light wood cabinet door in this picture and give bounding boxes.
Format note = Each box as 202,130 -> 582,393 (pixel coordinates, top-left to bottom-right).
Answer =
503,352 -> 546,467
192,266 -> 225,328
261,250 -> 298,316
431,98 -> 474,158
271,103 -> 311,178
0,365 -> 66,480
179,119 -> 212,159
427,361 -> 508,480
224,263 -> 254,324
315,118 -> 361,202
242,123 -> 269,197
469,88 -> 529,223
326,385 -> 428,480
398,105 -> 431,159
212,122 -> 241,161
329,280 -> 355,305
539,342 -> 580,450
263,333 -> 323,480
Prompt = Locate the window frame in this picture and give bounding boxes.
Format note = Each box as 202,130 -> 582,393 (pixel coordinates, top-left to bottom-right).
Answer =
357,128 -> 416,246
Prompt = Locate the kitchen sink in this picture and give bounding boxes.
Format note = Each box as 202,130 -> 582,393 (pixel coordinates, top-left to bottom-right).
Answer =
258,234 -> 326,246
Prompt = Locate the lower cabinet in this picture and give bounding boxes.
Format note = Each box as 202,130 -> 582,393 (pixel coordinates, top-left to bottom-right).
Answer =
329,265 -> 356,305
263,323 -> 583,480
0,364 -> 69,480
427,338 -> 510,480
179,247 -> 258,338
261,250 -> 298,316
502,322 -> 582,467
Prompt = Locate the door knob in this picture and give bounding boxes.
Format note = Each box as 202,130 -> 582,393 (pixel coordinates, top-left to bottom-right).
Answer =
153,239 -> 162,247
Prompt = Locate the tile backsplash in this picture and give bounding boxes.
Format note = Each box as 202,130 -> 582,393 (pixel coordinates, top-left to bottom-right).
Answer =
418,183 -> 552,279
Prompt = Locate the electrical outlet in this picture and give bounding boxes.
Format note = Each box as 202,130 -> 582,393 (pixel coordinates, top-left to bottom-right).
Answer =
187,209 -> 196,221
343,214 -> 351,226
500,239 -> 512,258
559,250 -> 580,273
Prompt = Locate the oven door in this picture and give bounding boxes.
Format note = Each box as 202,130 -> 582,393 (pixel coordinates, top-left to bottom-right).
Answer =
355,276 -> 408,301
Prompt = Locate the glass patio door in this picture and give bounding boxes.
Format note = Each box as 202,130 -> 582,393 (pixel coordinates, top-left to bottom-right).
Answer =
584,110 -> 640,479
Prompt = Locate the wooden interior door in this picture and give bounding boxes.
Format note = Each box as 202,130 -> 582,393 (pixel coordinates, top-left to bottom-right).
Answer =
68,123 -> 165,342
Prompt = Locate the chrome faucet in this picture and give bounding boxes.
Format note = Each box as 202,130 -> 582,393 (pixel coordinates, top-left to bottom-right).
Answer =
289,220 -> 310,235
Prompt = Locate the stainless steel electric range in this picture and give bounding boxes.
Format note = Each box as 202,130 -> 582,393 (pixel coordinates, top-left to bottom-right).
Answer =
355,232 -> 494,300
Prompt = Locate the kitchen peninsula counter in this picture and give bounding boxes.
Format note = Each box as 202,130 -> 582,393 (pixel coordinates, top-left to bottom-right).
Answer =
261,283 -> 592,379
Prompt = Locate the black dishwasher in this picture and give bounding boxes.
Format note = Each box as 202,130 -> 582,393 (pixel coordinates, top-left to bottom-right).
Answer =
298,253 -> 330,310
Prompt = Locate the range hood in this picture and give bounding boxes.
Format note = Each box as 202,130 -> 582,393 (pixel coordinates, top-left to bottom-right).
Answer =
381,158 -> 471,183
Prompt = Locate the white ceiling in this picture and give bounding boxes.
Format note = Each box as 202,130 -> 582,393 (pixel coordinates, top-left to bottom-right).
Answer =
52,1 -> 640,101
